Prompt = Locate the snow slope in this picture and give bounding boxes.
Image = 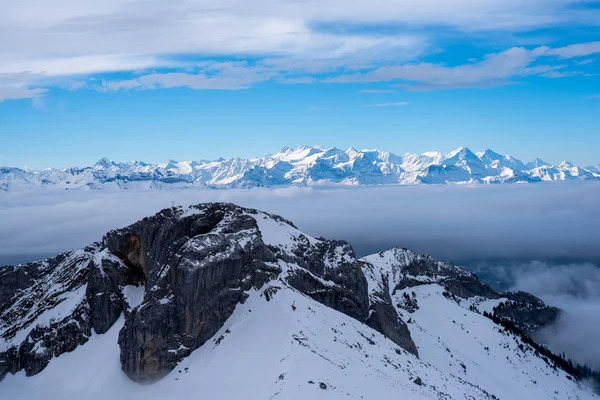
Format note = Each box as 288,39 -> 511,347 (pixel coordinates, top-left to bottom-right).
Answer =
2,145 -> 598,190
0,286 -> 500,400
3,283 -> 596,400
0,204 -> 597,399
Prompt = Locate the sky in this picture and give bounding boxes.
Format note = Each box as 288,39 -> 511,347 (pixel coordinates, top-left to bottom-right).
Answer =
1,0 -> 600,169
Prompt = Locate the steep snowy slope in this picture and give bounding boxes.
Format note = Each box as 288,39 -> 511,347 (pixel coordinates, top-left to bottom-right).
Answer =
2,145 -> 599,190
0,204 -> 598,399
361,248 -> 598,399
1,285 -> 501,400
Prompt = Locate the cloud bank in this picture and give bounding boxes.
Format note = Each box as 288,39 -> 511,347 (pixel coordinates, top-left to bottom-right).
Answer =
1,182 -> 599,262
1,1 -> 599,98
469,260 -> 600,371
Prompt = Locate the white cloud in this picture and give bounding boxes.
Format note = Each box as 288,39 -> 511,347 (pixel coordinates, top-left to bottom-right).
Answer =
102,72 -> 267,91
0,86 -> 47,102
2,182 -> 600,261
1,0 -> 597,78
547,41 -> 600,58
328,46 -> 550,88
1,0 -> 599,98
0,72 -> 48,101
575,59 -> 594,65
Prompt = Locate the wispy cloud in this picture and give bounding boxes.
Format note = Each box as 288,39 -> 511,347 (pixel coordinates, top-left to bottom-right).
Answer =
1,1 -> 600,99
575,59 -> 594,66
86,41 -> 600,94
547,41 -> 600,58
0,72 -> 48,101
587,94 -> 600,99
0,86 -> 47,102
102,71 -> 268,91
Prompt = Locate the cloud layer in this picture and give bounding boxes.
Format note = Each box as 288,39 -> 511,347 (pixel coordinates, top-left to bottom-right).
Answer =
2,182 -> 599,261
1,0 -> 599,98
469,260 -> 600,371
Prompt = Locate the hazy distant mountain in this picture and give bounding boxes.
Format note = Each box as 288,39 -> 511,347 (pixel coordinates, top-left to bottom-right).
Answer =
1,203 -> 598,399
2,145 -> 599,190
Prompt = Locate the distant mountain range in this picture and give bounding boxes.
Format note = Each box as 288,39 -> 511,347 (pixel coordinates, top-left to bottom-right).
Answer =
2,146 -> 599,190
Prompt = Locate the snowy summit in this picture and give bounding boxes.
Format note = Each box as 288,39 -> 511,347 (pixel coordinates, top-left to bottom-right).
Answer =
0,203 -> 598,399
1,146 -> 599,191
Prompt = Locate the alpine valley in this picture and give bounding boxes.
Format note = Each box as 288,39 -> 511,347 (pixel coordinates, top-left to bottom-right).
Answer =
2,146 -> 599,191
0,203 -> 598,399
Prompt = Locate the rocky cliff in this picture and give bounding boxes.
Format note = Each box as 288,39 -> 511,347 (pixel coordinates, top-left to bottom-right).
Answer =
0,203 -> 579,391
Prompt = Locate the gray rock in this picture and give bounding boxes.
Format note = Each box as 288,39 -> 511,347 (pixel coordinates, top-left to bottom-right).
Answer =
493,292 -> 560,333
0,250 -> 93,380
0,202 -> 567,385
106,204 -> 278,382
86,252 -> 143,334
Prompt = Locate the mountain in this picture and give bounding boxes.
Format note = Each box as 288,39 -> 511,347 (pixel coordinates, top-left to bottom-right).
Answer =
0,203 -> 598,399
2,146 -> 599,190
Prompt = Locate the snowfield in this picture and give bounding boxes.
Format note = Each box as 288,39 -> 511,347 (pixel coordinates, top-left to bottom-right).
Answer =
0,286 -> 516,400
2,284 -> 597,399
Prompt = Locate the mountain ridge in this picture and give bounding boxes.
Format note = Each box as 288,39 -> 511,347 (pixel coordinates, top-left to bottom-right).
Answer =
0,202 -> 598,399
2,145 -> 599,190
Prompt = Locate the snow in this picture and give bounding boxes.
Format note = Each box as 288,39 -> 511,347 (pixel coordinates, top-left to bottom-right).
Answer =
253,211 -> 320,249
0,286 -> 499,400
0,249 -> 92,351
4,282 -> 595,399
394,284 -> 596,400
1,209 -> 599,399
122,285 -> 145,310
2,145 -> 598,190
3,286 -> 87,350
0,286 -> 86,351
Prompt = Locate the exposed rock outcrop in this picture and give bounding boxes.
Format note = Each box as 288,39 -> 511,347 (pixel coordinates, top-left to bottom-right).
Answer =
0,203 -> 562,385
360,248 -> 559,341
0,250 -> 93,379
494,291 -> 560,333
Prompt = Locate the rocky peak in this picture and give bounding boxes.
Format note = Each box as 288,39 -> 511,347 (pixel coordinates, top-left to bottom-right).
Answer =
0,203 -> 419,383
93,157 -> 114,170
0,203 -> 571,388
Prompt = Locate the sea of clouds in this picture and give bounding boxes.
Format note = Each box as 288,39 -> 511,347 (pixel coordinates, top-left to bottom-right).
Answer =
1,182 -> 599,370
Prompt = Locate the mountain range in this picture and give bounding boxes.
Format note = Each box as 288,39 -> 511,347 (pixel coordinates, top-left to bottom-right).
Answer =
1,203 -> 598,399
2,146 -> 599,190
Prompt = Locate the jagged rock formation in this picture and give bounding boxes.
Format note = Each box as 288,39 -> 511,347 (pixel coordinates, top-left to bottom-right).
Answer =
1,203 -> 417,382
0,203 -> 593,400
361,247 -> 559,335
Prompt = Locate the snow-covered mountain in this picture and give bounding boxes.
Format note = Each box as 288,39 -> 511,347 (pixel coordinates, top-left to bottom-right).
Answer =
2,145 -> 599,190
1,203 -> 598,399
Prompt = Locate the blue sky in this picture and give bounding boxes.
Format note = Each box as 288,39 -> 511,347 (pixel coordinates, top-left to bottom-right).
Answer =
1,0 -> 600,169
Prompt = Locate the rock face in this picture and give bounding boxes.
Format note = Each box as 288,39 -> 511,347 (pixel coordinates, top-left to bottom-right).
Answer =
0,250 -> 93,378
0,202 -> 561,384
360,247 -> 559,337
494,292 -> 560,333
104,204 -> 281,382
